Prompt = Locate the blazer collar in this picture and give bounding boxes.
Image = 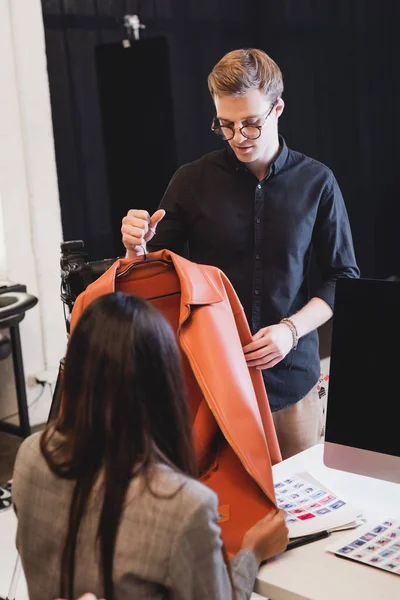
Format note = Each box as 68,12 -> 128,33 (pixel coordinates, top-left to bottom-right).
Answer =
88,249 -> 223,307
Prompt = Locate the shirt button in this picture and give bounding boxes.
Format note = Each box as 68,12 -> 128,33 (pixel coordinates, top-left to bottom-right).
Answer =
254,290 -> 260,295
257,184 -> 262,189
255,254 -> 260,259
256,218 -> 261,224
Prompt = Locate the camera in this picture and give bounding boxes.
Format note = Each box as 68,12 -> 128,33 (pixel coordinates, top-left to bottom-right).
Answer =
60,240 -> 116,333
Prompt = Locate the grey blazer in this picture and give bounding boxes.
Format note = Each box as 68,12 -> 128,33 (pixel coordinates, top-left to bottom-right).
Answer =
12,432 -> 258,600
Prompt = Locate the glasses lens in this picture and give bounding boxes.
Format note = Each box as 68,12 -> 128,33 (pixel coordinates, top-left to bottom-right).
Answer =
241,126 -> 261,140
213,126 -> 234,141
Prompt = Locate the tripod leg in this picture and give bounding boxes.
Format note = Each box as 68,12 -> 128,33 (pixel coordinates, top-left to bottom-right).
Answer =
9,325 -> 30,438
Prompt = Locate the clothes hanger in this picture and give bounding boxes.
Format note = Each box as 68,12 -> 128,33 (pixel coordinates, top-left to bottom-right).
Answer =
116,247 -> 172,279
115,249 -> 179,301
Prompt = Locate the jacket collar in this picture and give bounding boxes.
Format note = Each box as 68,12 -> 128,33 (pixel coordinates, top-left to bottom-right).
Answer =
85,249 -> 223,307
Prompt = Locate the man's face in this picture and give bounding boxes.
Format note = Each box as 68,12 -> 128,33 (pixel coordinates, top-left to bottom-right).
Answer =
213,89 -> 283,164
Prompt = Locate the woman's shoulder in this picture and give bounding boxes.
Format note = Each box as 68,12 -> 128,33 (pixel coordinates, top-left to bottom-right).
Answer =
12,430 -> 51,501
14,430 -> 43,471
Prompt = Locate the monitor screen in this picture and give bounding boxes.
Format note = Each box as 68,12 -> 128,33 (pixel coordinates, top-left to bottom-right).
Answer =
323,277 -> 400,483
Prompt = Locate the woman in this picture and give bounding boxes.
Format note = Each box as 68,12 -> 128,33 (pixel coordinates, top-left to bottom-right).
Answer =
12,292 -> 288,600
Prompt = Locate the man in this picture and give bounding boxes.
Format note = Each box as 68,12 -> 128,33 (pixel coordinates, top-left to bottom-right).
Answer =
121,48 -> 359,459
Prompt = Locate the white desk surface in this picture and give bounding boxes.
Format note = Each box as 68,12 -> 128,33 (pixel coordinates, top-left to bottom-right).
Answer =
255,443 -> 400,600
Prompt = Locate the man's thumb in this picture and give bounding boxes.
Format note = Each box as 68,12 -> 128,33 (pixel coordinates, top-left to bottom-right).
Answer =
149,209 -> 166,233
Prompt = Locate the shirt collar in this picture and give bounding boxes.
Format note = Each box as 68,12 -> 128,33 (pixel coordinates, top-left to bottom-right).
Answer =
225,135 -> 289,177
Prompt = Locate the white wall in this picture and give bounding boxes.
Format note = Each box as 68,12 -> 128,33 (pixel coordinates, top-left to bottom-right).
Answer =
0,0 -> 67,426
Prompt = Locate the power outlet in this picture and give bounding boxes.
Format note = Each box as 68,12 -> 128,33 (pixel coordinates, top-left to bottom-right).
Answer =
34,368 -> 58,386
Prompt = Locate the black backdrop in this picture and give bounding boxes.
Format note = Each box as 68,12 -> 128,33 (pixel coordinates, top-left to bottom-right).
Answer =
95,36 -> 177,256
41,0 -> 400,277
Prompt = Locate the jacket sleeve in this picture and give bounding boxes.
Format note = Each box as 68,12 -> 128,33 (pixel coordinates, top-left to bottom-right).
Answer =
148,165 -> 190,256
167,489 -> 258,600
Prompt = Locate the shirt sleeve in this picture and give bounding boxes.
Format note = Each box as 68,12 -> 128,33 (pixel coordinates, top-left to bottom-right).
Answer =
167,490 -> 258,600
148,165 -> 190,256
312,172 -> 360,309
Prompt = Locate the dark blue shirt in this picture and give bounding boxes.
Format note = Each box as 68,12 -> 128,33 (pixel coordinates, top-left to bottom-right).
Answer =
149,137 -> 360,411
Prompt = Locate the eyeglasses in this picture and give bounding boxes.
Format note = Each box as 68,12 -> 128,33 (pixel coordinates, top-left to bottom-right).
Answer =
211,101 -> 277,141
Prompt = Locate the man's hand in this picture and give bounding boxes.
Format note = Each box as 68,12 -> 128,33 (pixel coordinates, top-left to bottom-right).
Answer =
121,209 -> 165,257
243,323 -> 293,370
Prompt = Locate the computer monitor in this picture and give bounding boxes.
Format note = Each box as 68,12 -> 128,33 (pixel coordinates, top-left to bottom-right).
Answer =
323,277 -> 400,483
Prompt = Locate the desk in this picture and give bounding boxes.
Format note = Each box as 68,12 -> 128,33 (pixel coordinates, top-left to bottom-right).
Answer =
255,444 -> 400,600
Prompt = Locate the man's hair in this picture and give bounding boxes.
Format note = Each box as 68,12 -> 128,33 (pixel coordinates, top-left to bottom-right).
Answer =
208,48 -> 283,101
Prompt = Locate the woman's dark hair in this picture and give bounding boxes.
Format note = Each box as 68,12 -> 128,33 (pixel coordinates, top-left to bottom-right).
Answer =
40,292 -> 197,600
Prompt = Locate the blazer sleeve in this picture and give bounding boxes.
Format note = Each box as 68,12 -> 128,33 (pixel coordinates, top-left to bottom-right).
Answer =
167,488 -> 258,600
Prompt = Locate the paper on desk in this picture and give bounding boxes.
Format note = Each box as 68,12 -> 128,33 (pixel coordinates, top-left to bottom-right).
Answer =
273,471 -> 364,538
325,517 -> 400,576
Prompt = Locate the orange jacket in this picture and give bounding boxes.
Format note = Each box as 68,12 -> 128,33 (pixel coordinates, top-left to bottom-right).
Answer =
70,250 -> 281,553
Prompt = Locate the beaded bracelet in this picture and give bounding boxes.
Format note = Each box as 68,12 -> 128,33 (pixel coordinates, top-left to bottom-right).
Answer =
280,317 -> 299,350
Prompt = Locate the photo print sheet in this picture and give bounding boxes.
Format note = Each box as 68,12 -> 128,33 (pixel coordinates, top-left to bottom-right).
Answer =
326,518 -> 400,576
273,472 -> 363,538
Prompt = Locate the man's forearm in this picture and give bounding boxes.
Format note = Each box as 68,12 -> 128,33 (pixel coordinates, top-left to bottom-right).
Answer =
287,297 -> 333,339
